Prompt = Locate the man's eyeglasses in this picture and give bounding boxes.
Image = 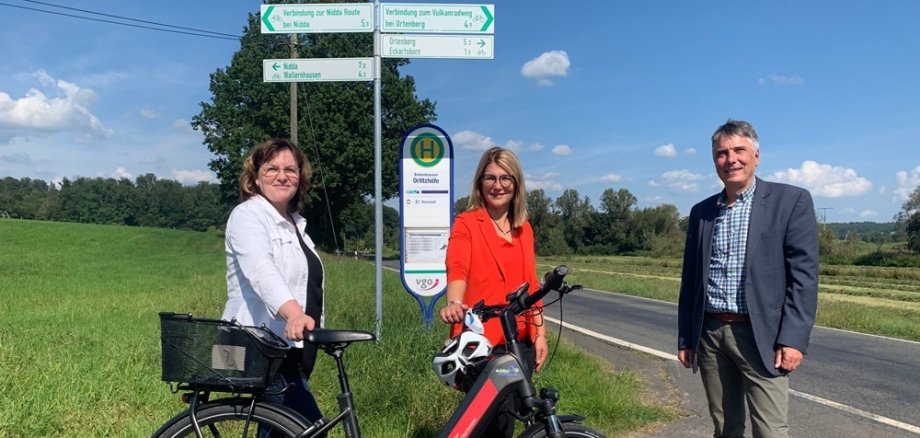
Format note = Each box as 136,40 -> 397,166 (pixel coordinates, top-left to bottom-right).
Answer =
261,166 -> 301,179
481,174 -> 515,187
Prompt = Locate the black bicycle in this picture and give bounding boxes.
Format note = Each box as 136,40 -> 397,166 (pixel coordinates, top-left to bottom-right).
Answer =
153,312 -> 374,437
433,265 -> 606,438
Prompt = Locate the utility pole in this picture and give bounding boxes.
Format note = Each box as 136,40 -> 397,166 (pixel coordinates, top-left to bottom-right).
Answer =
290,33 -> 298,144
817,207 -> 833,224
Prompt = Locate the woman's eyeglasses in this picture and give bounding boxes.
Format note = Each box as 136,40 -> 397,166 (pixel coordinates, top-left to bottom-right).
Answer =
261,166 -> 301,179
481,174 -> 515,187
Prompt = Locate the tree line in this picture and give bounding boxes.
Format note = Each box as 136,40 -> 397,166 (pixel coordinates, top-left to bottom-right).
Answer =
0,175 -> 227,232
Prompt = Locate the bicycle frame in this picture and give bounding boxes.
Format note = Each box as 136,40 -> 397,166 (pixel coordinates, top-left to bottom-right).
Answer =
439,266 -> 578,438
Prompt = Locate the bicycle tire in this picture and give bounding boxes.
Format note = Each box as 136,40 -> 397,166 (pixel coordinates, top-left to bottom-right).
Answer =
518,422 -> 607,438
153,398 -> 311,438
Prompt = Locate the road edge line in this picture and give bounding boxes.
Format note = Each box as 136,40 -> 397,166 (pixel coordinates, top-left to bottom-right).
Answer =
544,316 -> 920,435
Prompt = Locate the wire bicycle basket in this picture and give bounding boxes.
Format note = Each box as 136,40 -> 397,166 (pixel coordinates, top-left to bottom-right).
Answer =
159,312 -> 290,392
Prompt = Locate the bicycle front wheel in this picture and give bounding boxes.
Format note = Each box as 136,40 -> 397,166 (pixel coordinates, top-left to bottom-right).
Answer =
518,422 -> 607,438
153,398 -> 311,438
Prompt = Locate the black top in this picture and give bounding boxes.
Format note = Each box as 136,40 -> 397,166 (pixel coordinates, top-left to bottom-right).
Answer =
295,230 -> 323,322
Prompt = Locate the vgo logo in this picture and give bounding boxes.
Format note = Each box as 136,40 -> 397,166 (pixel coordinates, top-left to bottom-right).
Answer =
415,277 -> 440,291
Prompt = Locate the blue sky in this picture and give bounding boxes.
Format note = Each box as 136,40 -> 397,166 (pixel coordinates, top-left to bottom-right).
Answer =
1,1 -> 919,223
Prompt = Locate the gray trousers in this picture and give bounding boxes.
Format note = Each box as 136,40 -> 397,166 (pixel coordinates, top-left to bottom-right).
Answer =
698,317 -> 789,438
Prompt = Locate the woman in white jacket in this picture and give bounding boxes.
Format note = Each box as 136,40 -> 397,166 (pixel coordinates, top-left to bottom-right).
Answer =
222,138 -> 325,424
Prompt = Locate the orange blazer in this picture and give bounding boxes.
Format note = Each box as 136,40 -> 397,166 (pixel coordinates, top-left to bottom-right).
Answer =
445,208 -> 541,345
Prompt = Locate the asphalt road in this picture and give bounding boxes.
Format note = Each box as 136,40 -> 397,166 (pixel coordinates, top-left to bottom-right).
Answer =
542,288 -> 920,437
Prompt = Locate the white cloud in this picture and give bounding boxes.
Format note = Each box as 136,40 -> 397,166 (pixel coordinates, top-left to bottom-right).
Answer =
452,130 -> 494,150
894,165 -> 920,201
526,171 -> 562,192
451,130 -> 520,151
599,173 -> 623,183
686,148 -> 697,155
768,160 -> 872,198
529,143 -> 544,152
758,73 -> 805,86
139,107 -> 160,119
858,210 -> 878,218
551,144 -> 571,156
172,118 -> 198,134
521,50 -> 570,86
650,169 -> 707,192
172,168 -> 217,185
0,70 -> 111,141
113,166 -> 133,180
654,143 -> 677,158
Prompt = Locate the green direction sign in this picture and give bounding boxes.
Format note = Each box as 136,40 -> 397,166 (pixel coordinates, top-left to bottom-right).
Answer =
382,35 -> 493,59
381,3 -> 494,34
262,58 -> 373,83
260,4 -> 373,34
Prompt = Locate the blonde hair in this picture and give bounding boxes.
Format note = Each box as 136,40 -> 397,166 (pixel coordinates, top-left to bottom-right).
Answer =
239,138 -> 312,213
467,147 -> 528,228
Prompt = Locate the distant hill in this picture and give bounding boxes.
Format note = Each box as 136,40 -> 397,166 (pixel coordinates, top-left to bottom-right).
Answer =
825,221 -> 901,241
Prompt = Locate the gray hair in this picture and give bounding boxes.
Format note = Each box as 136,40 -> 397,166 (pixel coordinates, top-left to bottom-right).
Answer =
711,119 -> 760,151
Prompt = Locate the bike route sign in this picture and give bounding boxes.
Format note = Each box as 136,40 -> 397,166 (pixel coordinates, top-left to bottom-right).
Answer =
381,3 -> 494,34
382,35 -> 493,59
262,58 -> 373,83
260,4 -> 373,33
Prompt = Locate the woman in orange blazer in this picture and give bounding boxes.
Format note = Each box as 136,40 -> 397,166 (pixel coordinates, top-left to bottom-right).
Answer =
438,147 -> 547,437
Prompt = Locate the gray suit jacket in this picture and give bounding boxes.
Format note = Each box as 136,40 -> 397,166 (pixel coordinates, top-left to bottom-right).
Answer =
677,177 -> 819,376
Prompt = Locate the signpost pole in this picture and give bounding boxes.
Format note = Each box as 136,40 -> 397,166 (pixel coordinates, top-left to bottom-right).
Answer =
373,0 -> 383,341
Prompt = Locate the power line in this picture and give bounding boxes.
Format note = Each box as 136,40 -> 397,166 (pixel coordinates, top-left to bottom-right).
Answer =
0,1 -> 239,41
23,0 -> 240,38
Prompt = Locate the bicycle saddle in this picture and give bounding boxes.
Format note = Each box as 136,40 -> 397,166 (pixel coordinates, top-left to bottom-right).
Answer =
306,328 -> 375,345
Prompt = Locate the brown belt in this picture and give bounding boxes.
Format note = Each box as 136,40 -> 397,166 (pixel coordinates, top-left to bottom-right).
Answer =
706,312 -> 750,323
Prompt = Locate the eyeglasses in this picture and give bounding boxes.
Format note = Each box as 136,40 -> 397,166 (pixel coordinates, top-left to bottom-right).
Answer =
481,174 -> 515,187
261,166 -> 301,179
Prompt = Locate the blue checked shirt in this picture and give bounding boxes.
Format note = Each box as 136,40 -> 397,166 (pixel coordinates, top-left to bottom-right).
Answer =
705,182 -> 756,314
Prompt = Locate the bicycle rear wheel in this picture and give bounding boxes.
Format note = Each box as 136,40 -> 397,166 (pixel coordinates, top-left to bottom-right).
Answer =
518,422 -> 607,438
153,398 -> 310,438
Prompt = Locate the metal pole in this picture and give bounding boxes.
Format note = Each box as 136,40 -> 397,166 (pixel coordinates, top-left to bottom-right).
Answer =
290,33 -> 298,145
373,0 -> 383,340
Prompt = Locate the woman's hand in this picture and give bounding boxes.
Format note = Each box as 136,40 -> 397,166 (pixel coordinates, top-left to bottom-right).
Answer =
534,334 -> 548,372
284,313 -> 316,342
277,300 -> 316,341
438,301 -> 467,324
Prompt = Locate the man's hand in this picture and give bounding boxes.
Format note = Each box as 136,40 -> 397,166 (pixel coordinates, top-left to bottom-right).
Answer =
774,345 -> 804,372
678,348 -> 693,368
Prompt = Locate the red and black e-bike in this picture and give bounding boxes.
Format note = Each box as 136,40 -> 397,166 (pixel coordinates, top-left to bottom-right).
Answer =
434,266 -> 606,438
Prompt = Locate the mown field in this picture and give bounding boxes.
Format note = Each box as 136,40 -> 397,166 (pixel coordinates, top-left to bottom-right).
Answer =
0,219 -> 671,437
540,255 -> 920,342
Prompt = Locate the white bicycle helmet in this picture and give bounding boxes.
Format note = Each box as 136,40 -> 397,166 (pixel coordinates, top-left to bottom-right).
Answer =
432,331 -> 492,387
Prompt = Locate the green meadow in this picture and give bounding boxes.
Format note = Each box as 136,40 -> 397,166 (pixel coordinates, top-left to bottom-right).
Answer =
0,219 -> 671,437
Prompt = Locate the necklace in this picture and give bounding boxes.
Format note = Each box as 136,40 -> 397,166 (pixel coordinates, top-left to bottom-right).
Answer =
491,217 -> 511,235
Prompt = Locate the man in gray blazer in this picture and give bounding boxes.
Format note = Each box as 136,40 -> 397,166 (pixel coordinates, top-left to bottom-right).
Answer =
677,120 -> 819,438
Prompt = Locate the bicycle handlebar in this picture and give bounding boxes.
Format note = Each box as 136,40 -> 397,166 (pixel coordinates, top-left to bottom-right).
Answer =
471,265 -> 576,323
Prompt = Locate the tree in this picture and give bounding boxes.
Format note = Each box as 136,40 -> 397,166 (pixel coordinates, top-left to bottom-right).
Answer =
902,184 -> 920,253
554,189 -> 594,253
193,9 -> 436,249
527,189 -> 570,255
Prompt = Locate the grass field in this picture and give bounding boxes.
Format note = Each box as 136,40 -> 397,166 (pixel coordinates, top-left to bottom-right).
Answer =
540,255 -> 920,342
0,219 -> 671,437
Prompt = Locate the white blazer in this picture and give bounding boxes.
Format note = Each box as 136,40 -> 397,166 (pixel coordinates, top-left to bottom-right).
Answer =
222,195 -> 325,347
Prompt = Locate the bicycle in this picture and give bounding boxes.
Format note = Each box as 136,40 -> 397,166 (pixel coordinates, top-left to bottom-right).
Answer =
433,265 -> 606,438
153,312 -> 375,438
